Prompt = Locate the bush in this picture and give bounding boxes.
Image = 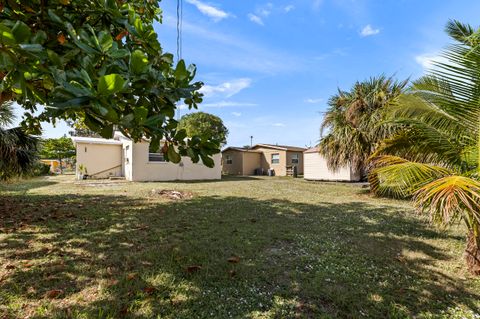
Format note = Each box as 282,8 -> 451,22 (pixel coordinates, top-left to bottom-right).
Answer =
30,162 -> 51,176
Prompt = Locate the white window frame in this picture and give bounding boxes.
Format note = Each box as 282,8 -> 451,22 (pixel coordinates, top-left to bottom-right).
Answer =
225,155 -> 233,165
291,153 -> 299,164
271,153 -> 280,164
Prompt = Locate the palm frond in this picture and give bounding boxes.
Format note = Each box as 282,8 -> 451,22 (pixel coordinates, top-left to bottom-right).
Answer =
414,176 -> 480,230
369,155 -> 452,198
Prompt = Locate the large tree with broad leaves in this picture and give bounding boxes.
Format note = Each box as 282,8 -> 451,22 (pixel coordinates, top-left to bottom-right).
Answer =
0,0 -> 218,167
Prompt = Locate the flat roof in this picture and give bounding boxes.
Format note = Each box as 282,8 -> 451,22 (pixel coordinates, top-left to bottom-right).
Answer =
71,136 -> 123,146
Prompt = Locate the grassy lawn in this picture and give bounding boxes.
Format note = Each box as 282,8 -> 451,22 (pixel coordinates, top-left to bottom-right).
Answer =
1,175 -> 479,318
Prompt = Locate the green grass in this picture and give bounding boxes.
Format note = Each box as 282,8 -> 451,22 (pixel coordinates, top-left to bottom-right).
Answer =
1,175 -> 479,318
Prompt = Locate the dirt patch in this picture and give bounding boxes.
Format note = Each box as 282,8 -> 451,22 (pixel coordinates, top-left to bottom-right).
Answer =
150,189 -> 193,200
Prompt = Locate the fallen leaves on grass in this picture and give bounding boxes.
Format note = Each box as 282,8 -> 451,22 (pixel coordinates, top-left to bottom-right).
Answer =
227,256 -> 240,264
45,289 -> 63,299
186,265 -> 202,273
143,286 -> 156,295
126,273 -> 137,281
150,189 -> 193,200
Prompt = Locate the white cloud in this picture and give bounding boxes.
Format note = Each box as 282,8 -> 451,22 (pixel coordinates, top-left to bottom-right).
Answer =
415,53 -> 448,71
231,112 -> 242,117
248,13 -> 264,26
200,78 -> 252,98
360,24 -> 380,37
272,123 -> 286,127
304,98 -> 323,104
202,101 -> 257,108
186,0 -> 230,22
284,5 -> 295,12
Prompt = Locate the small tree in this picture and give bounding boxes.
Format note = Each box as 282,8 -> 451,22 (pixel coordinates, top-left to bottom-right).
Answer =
39,136 -> 75,173
178,112 -> 228,145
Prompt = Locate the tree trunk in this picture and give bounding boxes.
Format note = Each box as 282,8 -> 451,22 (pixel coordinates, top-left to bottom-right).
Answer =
465,231 -> 480,275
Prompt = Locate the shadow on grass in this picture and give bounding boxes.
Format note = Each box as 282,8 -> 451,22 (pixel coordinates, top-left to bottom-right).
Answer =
0,191 -> 477,318
0,178 -> 58,193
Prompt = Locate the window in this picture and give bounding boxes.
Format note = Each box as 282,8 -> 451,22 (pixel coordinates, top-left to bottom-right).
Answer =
271,153 -> 280,164
148,143 -> 166,162
225,155 -> 233,165
291,153 -> 299,164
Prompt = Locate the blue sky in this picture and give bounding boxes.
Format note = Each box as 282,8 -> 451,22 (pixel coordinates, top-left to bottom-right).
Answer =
31,0 -> 480,147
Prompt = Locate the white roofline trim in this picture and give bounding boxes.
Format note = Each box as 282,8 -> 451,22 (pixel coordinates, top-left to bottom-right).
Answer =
71,136 -> 123,146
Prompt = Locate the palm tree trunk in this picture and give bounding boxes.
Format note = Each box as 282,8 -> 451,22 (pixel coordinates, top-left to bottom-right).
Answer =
465,230 -> 480,275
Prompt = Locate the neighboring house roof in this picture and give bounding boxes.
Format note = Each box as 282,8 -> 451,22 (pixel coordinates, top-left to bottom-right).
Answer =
221,147 -> 261,153
71,136 -> 123,146
251,143 -> 307,152
304,147 -> 321,154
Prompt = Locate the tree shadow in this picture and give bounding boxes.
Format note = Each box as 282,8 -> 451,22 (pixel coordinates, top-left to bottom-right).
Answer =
0,191 -> 478,318
0,178 -> 58,193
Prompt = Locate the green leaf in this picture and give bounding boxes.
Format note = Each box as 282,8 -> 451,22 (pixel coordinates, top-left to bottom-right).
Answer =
0,51 -> 14,70
12,21 -> 31,43
120,113 -> 135,126
167,144 -> 181,163
47,9 -> 63,24
175,129 -> 187,141
0,24 -> 16,45
53,97 -> 91,109
100,124 -> 114,138
200,154 -> 215,168
19,44 -> 43,52
32,31 -> 47,44
133,106 -> 148,123
130,50 -> 148,74
47,50 -> 62,67
133,17 -> 144,34
174,60 -> 188,81
98,31 -> 113,52
108,48 -> 130,59
97,74 -> 126,95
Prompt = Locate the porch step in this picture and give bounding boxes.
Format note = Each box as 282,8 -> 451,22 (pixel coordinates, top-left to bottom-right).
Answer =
109,176 -> 126,180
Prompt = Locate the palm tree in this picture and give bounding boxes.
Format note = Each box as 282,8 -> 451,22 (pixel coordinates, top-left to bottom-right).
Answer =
0,102 -> 38,180
371,20 -> 480,275
319,76 -> 407,177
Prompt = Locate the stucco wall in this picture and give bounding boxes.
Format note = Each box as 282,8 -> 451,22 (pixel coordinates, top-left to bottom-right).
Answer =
255,147 -> 287,176
222,150 -> 244,175
242,152 -> 262,175
131,141 -> 221,181
286,151 -> 304,174
304,152 -> 359,181
75,143 -> 122,179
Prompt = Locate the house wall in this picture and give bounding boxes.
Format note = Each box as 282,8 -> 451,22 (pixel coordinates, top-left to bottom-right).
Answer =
242,152 -> 262,175
255,147 -> 287,176
121,139 -> 134,181
304,152 -> 360,181
222,150 -> 244,175
286,151 -> 304,174
131,141 -> 221,181
75,143 -> 122,179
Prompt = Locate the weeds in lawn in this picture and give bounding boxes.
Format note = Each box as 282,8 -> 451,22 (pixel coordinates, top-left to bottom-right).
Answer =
0,176 -> 479,318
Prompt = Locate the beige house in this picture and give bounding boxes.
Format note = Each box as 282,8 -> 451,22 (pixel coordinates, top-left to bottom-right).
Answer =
303,147 -> 361,181
222,144 -> 306,176
72,132 -> 221,182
